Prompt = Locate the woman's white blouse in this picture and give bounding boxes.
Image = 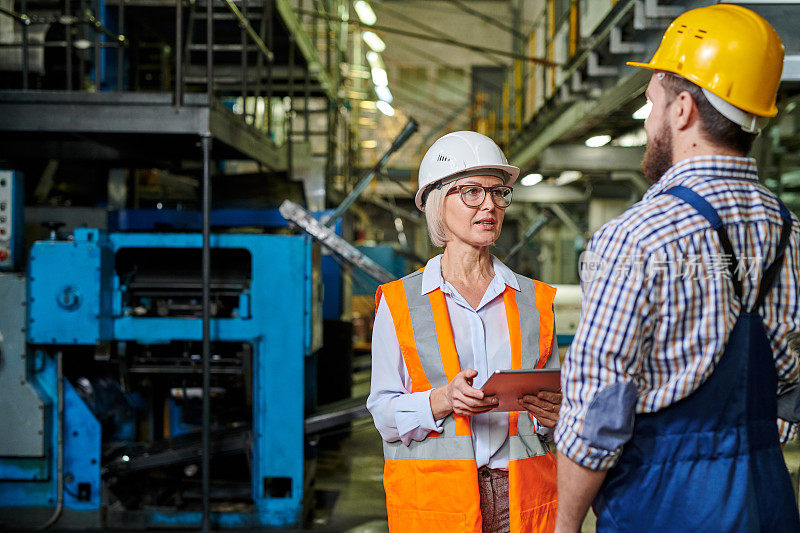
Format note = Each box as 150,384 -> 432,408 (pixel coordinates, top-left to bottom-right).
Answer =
366,254 -> 556,470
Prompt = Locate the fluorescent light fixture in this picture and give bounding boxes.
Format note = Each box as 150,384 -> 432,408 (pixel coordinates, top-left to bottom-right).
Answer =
375,85 -> 393,104
361,139 -> 378,148
362,31 -> 386,52
376,101 -> 395,116
353,1 -> 377,25
371,67 -> 388,87
520,173 -> 543,186
616,128 -> 647,147
555,170 -> 582,186
632,101 -> 652,120
366,51 -> 383,69
585,135 -> 611,148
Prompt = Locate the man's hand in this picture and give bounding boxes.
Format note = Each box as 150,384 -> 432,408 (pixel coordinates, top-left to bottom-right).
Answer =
430,369 -> 498,420
519,390 -> 562,427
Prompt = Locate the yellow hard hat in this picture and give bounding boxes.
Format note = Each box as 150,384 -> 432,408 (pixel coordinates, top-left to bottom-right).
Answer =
628,4 -> 784,118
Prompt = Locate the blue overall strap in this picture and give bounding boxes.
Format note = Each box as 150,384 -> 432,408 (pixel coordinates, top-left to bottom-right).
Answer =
661,185 -> 742,299
753,201 -> 794,310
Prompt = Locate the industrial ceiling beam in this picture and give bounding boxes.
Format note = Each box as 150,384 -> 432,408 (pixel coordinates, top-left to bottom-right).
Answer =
509,69 -> 649,169
384,41 -> 503,92
540,145 -> 645,173
446,0 -> 526,40
512,183 -> 586,204
372,1 -> 505,67
297,8 -> 558,66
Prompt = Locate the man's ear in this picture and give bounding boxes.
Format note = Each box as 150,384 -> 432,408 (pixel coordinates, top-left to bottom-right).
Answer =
671,91 -> 696,131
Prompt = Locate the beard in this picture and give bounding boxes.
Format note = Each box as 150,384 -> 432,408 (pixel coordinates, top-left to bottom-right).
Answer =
642,121 -> 673,184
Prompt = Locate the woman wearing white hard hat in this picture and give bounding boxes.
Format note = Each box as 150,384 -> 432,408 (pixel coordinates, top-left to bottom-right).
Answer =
367,131 -> 560,533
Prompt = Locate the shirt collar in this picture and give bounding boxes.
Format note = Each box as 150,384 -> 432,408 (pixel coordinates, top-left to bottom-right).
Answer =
420,254 -> 520,295
643,155 -> 759,201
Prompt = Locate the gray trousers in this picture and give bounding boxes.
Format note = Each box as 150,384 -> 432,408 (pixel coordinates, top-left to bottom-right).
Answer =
478,467 -> 510,533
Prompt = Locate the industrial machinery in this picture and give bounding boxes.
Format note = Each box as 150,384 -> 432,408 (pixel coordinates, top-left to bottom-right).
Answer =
0,170 -> 23,270
0,225 -> 323,529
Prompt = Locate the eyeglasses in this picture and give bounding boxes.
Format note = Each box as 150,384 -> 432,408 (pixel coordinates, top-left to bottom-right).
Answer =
446,185 -> 513,208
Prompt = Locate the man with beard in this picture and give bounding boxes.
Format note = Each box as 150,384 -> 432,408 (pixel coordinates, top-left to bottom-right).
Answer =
553,5 -> 800,532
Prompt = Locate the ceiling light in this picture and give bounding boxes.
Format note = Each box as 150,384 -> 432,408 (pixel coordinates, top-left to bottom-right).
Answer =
366,51 -> 384,70
362,31 -> 386,53
361,139 -> 378,148
555,171 -> 582,186
371,67 -> 388,87
520,173 -> 543,186
375,85 -> 393,104
376,101 -> 395,116
632,101 -> 652,120
353,1 -> 377,26
616,128 -> 647,147
585,135 -> 611,148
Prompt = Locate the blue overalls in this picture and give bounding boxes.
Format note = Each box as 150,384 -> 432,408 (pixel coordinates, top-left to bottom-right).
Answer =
594,186 -> 800,532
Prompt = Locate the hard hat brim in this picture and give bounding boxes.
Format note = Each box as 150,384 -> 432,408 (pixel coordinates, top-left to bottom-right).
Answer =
626,61 -> 778,117
414,164 -> 520,211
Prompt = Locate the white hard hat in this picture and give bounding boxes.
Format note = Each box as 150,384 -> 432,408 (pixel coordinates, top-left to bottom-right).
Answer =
415,131 -> 519,211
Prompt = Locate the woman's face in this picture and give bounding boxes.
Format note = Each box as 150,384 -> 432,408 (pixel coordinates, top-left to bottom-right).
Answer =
443,174 -> 506,249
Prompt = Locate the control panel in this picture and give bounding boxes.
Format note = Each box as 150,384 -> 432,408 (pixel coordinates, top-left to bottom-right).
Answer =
0,171 -> 23,270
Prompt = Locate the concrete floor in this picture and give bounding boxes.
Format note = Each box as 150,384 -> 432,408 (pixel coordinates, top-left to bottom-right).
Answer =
309,362 -> 800,532
307,358 -> 800,531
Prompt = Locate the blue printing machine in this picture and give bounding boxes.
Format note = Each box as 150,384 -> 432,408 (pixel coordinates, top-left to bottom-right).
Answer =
0,226 -> 323,528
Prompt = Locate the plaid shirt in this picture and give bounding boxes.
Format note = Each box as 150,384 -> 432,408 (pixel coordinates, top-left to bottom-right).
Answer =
555,156 -> 800,471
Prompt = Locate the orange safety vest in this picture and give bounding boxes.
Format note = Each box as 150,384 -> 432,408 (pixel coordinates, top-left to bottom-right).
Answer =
375,270 -> 558,533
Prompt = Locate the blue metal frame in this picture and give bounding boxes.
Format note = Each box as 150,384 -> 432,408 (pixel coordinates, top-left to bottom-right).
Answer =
107,208 -> 346,322
0,350 -> 102,517
6,228 -> 320,528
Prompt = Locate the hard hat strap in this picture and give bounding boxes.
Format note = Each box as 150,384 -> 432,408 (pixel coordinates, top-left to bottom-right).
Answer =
701,88 -> 770,134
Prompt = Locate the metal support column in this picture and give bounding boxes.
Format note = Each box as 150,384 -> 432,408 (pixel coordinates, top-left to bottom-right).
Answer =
117,0 -> 124,90
201,134 -> 212,533
79,0 -> 86,83
65,0 -> 72,89
266,0 -> 273,135
206,0 -> 213,101
175,0 -> 182,105
94,0 -> 101,90
20,0 -> 28,88
303,0 -> 310,141
241,0 -> 248,121
288,34 -> 295,180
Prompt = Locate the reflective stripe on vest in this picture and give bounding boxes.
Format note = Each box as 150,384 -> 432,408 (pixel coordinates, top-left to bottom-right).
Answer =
376,270 -> 559,533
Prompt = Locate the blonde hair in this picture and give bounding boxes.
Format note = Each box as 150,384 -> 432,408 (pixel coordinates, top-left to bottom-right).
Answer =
424,185 -> 449,248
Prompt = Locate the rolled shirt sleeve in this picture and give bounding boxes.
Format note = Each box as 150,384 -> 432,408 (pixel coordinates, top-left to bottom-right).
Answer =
555,221 -> 648,471
366,297 -> 444,446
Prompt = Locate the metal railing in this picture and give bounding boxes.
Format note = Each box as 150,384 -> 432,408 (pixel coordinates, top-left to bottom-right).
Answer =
1,0 -> 127,90
0,0 -> 328,143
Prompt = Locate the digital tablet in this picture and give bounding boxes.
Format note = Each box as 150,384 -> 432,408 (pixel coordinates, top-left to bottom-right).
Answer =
480,369 -> 561,412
